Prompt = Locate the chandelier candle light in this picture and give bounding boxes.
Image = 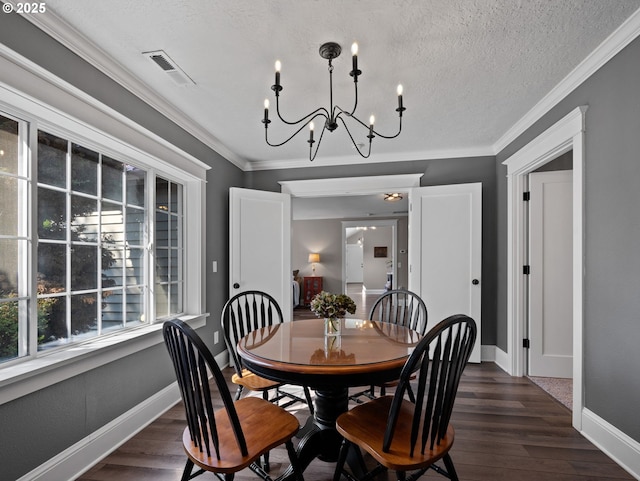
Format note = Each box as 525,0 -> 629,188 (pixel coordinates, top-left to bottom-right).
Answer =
262,41 -> 406,161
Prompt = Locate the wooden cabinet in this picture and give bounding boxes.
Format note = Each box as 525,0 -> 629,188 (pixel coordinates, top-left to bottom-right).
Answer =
303,277 -> 323,305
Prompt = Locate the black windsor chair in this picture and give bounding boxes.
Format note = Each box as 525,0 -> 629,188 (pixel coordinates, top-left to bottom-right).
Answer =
222,290 -> 314,411
335,314 -> 477,481
350,289 -> 428,403
162,319 -> 304,481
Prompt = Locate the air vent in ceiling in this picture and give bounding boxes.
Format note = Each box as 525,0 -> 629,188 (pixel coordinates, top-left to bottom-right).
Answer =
143,50 -> 195,86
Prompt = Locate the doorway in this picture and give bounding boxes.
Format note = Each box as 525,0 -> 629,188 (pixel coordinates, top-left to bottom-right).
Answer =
342,220 -> 398,295
503,106 -> 586,429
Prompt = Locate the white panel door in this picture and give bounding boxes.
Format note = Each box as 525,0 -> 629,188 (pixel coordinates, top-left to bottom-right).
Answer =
408,183 -> 482,362
346,244 -> 364,283
229,187 -> 292,319
529,171 -> 573,378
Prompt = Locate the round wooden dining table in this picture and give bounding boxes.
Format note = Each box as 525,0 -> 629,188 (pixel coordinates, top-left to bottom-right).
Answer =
237,317 -> 421,479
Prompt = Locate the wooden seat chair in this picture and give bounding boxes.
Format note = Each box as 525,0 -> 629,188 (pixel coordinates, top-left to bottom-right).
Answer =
222,290 -> 315,412
335,314 -> 477,481
350,289 -> 428,403
162,319 -> 304,481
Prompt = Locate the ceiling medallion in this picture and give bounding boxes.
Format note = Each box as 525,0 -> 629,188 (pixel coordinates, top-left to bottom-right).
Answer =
262,41 -> 406,161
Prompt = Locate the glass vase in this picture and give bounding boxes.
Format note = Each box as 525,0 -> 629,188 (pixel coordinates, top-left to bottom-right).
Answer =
324,317 -> 341,336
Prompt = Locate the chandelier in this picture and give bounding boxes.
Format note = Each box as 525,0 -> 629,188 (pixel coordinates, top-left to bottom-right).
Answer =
262,41 -> 406,161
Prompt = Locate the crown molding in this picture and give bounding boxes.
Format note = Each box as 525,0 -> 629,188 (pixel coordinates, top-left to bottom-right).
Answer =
20,9 -> 248,171
494,7 -> 640,154
247,145 -> 494,171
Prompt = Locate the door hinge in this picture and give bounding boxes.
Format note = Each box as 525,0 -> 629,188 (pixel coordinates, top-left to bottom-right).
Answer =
523,338 -> 530,349
523,191 -> 530,201
523,265 -> 530,275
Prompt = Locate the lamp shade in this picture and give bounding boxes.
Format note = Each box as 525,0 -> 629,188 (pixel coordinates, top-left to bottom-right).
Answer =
308,253 -> 320,263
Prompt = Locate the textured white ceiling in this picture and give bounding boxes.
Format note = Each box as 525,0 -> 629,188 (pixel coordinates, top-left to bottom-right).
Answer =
26,1 -> 640,172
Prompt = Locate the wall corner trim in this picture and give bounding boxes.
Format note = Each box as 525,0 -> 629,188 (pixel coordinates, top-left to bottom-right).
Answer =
581,409 -> 640,480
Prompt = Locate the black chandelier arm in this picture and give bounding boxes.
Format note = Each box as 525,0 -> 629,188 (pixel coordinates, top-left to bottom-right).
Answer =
338,116 -> 372,159
340,110 -> 404,140
275,95 -> 330,126
308,123 -> 328,162
264,119 -> 316,148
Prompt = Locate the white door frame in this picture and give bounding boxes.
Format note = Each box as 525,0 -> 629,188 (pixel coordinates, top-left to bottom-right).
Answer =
503,106 -> 586,429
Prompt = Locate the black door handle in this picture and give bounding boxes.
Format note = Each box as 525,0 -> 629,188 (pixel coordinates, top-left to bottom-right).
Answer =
233,283 -> 240,289
472,279 -> 479,285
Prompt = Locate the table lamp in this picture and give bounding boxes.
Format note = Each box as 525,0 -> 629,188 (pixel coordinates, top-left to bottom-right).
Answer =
308,253 -> 320,275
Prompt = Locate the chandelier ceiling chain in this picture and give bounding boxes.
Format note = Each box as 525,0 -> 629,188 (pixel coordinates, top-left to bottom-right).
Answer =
262,41 -> 406,162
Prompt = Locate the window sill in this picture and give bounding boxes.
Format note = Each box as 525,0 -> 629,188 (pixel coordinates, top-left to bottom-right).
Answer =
0,314 -> 208,406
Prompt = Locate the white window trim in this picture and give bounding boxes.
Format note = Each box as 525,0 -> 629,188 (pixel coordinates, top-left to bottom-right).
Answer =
0,45 -> 210,405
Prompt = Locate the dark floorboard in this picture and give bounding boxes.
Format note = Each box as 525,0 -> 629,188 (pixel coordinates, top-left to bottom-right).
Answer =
76,362 -> 634,481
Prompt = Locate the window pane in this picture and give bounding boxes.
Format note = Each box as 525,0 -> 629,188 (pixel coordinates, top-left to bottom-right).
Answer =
170,182 -> 179,213
170,286 -> 180,314
0,299 -> 19,361
38,295 -> 66,349
169,214 -> 180,245
38,243 -> 66,293
38,187 -> 66,240
126,287 -> 144,325
102,289 -> 123,332
156,177 -> 169,211
71,143 -> 98,195
38,131 -> 67,188
102,201 -> 123,245
0,176 -> 18,236
103,246 -> 123,288
0,239 -> 18,293
102,156 -> 123,202
125,248 -> 144,286
125,207 -> 144,245
126,165 -> 145,207
0,115 -> 19,175
71,245 -> 98,291
170,249 -> 179,281
156,285 -> 168,318
155,248 -> 169,282
156,212 -> 168,247
71,195 -> 99,243
71,293 -> 97,339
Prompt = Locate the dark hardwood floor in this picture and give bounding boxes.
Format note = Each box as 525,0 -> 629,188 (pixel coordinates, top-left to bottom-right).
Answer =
77,362 -> 634,481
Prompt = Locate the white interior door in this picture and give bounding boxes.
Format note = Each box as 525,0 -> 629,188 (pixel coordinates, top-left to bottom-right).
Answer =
528,171 -> 573,377
346,244 -> 364,283
229,187 -> 292,319
408,183 -> 482,362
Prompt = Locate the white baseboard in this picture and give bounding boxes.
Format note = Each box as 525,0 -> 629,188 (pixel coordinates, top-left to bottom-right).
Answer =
581,408 -> 640,480
18,350 -> 230,481
480,344 -> 509,373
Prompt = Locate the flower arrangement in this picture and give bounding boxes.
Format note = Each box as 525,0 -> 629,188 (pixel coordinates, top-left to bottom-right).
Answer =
310,291 -> 357,320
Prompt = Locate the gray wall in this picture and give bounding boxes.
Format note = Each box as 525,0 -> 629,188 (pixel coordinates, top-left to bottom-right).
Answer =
496,36 -> 640,441
0,10 -> 241,480
292,219 -> 343,293
248,156 -> 498,347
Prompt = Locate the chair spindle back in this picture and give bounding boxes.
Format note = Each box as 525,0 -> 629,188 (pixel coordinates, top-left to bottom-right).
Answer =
383,314 -> 477,456
369,289 -> 428,335
222,291 -> 284,378
163,319 -> 248,459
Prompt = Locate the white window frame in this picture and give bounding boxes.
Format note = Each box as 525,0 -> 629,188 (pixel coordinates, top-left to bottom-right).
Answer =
0,45 -> 210,405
